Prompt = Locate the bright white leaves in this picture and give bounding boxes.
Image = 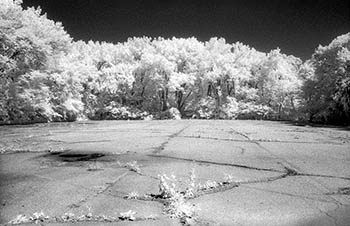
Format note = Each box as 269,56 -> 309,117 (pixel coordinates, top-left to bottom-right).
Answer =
256,49 -> 302,112
4,0 -> 347,123
302,33 -> 350,122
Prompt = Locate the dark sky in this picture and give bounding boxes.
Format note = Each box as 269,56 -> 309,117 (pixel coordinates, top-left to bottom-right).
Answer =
22,0 -> 349,60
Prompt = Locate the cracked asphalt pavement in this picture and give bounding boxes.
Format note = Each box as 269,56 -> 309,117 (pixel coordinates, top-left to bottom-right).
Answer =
0,120 -> 350,226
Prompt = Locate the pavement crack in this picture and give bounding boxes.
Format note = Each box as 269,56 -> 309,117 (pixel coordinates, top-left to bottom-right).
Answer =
242,185 -> 341,204
192,171 -> 296,199
189,165 -> 319,199
134,174 -> 292,204
152,124 -> 190,154
138,172 -> 159,180
277,166 -> 350,181
253,142 -> 350,181
148,154 -> 282,173
67,171 -> 129,210
325,187 -> 350,195
316,204 -> 340,226
179,135 -> 249,143
0,149 -> 51,154
133,171 -> 294,202
66,139 -> 115,144
98,171 -> 130,195
230,128 -> 251,140
178,135 -> 337,145
298,173 -> 350,181
283,166 -> 300,176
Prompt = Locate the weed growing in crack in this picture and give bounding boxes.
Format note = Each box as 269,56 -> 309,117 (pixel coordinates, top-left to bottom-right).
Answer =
125,191 -> 140,199
184,168 -> 196,198
87,161 -> 103,171
61,212 -> 76,221
119,169 -> 240,225
29,211 -> 49,223
119,210 -> 137,221
125,161 -> 141,173
145,214 -> 157,220
8,209 -> 146,225
117,161 -> 141,173
8,211 -> 49,225
158,169 -> 199,225
223,173 -> 234,183
197,180 -> 219,191
8,214 -> 30,225
59,212 -> 121,223
197,173 -> 239,192
159,174 -> 178,198
164,192 -> 198,225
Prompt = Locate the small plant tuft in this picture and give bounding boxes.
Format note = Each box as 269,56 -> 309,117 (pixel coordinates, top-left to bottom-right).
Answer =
8,214 -> 30,225
198,180 -> 219,191
118,161 -> 141,173
184,168 -> 196,198
61,212 -> 76,221
158,169 -> 199,224
8,211 -> 50,225
119,210 -> 137,221
29,211 -> 50,223
125,191 -> 140,199
223,173 -> 234,183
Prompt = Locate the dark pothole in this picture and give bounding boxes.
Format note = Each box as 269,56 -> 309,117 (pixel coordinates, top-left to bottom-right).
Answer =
38,151 -> 177,168
39,150 -> 109,166
57,152 -> 105,162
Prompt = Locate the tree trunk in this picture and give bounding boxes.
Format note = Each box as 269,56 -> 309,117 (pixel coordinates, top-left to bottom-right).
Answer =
162,88 -> 168,111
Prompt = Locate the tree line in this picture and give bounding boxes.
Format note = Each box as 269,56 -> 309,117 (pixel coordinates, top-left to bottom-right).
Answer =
1,1 -> 349,124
